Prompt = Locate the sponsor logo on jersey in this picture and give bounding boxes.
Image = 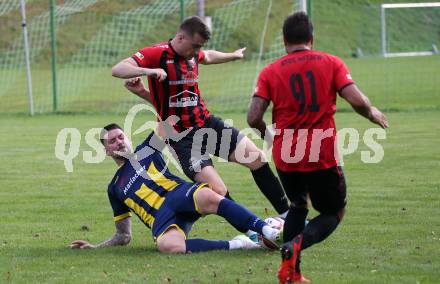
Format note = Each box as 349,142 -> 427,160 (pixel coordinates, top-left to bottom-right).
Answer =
135,52 -> 144,60
169,71 -> 198,86
169,79 -> 198,85
123,164 -> 147,195
184,71 -> 197,87
169,90 -> 199,107
166,59 -> 174,64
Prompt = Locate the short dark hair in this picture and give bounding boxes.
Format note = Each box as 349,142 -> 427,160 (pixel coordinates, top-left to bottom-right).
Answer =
100,123 -> 123,145
283,12 -> 313,44
180,16 -> 211,40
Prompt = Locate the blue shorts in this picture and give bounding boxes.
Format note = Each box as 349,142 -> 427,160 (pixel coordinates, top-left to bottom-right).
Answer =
151,182 -> 207,241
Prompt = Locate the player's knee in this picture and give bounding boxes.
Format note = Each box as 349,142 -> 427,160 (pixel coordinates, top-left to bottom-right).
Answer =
245,150 -> 268,170
193,170 -> 228,197
207,190 -> 223,209
157,240 -> 185,254
196,187 -> 222,214
158,245 -> 185,254
252,150 -> 268,167
258,150 -> 268,162
156,229 -> 186,254
210,184 -> 228,196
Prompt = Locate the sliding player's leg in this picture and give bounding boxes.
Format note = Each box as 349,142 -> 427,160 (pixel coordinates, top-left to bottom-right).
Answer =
153,183 -> 262,253
193,185 -> 281,243
156,226 -> 261,253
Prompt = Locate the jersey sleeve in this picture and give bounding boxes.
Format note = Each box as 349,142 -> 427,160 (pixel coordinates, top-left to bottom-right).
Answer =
253,67 -> 271,101
133,132 -> 167,165
131,46 -> 157,68
333,56 -> 355,92
107,188 -> 132,222
198,50 -> 206,63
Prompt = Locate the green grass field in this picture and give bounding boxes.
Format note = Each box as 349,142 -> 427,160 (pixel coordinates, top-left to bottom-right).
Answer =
1,109 -> 439,283
1,0 -> 440,282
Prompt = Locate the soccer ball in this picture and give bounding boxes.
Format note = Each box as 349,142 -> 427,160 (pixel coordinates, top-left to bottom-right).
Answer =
264,217 -> 285,230
259,217 -> 285,250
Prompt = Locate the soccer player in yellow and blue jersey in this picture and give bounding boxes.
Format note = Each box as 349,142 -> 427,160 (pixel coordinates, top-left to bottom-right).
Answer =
70,123 -> 281,253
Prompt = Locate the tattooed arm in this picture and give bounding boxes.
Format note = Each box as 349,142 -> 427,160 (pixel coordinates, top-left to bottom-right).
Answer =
247,96 -> 270,141
70,217 -> 132,249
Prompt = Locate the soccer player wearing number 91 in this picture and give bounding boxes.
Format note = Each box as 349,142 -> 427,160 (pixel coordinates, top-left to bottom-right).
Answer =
247,12 -> 389,283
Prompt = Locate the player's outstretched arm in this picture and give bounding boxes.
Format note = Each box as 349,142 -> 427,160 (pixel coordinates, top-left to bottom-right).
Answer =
339,84 -> 389,129
112,57 -> 167,81
124,77 -> 152,104
70,217 -> 132,249
201,47 -> 246,65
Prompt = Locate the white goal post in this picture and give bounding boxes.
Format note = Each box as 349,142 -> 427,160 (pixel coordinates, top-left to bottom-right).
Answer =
381,2 -> 440,57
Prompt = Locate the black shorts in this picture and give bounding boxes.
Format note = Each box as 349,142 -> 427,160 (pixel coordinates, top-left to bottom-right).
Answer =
277,166 -> 347,214
169,115 -> 244,181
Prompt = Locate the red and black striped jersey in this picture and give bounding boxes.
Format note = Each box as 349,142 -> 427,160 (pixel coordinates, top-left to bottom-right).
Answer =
132,41 -> 210,133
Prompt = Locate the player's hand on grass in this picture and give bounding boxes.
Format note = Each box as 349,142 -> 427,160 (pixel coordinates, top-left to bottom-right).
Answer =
124,77 -> 146,93
233,47 -> 246,60
369,106 -> 389,129
145,68 -> 167,82
70,240 -> 95,249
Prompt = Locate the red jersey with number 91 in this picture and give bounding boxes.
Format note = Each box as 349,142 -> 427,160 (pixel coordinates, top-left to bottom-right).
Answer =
254,50 -> 354,172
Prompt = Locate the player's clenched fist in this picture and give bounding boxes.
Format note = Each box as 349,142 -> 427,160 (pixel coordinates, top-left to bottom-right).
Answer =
124,77 -> 145,93
145,68 -> 167,82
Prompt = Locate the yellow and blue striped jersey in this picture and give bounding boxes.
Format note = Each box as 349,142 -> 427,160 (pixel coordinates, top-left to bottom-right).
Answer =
107,133 -> 187,228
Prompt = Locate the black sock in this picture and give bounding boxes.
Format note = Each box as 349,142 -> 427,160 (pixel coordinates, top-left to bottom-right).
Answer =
283,206 -> 308,242
225,191 -> 234,201
301,214 -> 340,250
251,163 -> 289,214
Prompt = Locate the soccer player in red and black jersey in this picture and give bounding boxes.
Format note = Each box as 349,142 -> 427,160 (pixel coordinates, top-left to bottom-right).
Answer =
111,16 -> 290,222
247,12 -> 389,283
